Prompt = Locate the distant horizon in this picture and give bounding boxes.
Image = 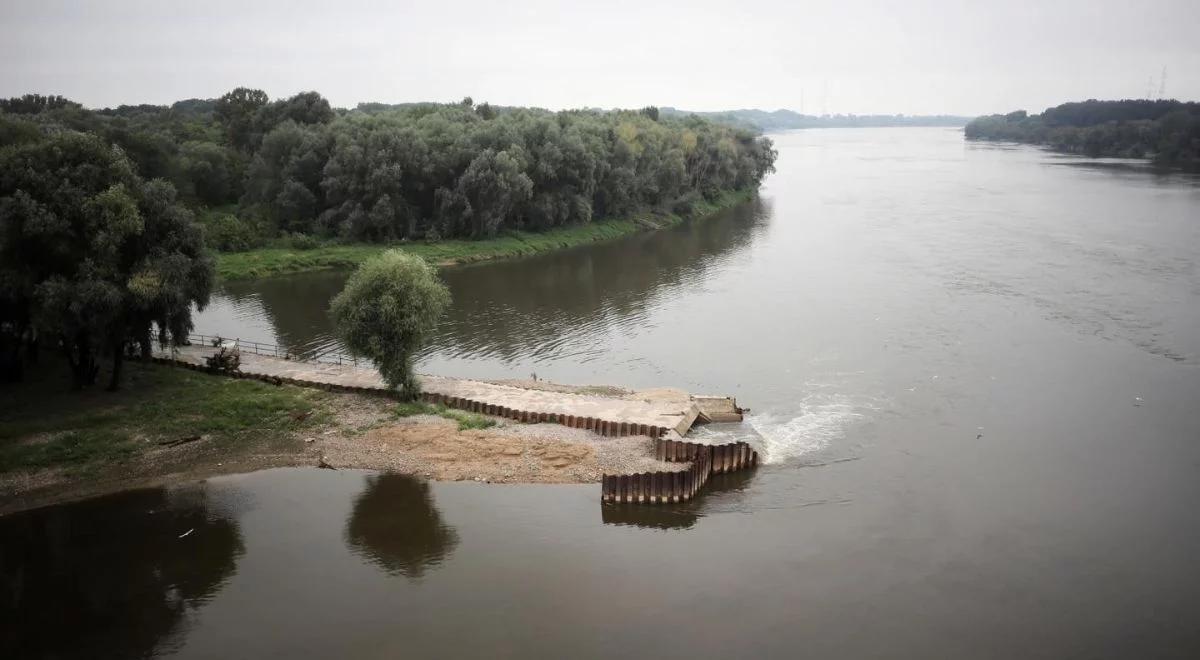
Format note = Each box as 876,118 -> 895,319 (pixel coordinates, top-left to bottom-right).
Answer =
10,88 -> 1196,120
4,0 -> 1197,117
2,91 -> 987,119
4,85 -> 1195,121
6,87 -> 1200,120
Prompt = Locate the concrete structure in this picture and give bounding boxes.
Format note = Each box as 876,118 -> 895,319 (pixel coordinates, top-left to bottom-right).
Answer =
156,343 -> 720,437
601,437 -> 759,504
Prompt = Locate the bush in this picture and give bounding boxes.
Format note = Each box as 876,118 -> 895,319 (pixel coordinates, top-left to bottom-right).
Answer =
671,191 -> 702,217
203,213 -> 259,252
330,250 -> 451,398
286,232 -> 320,250
205,346 -> 241,374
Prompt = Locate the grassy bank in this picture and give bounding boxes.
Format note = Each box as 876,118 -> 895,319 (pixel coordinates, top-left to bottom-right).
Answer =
215,189 -> 754,281
0,359 -> 661,513
394,401 -> 496,431
0,360 -> 332,480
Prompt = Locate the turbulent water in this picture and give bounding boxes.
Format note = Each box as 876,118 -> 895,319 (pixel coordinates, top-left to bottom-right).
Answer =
6,128 -> 1200,658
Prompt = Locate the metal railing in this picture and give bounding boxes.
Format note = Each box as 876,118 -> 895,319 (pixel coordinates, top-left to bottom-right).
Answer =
187,333 -> 363,367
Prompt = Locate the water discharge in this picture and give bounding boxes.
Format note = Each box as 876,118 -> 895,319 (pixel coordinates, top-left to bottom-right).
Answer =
748,393 -> 874,463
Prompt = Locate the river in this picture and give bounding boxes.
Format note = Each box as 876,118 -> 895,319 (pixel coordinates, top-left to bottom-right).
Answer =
4,128 -> 1200,658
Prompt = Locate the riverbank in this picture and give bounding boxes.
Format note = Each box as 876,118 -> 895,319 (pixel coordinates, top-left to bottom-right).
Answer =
963,100 -> 1200,171
0,360 -> 678,515
215,189 -> 755,280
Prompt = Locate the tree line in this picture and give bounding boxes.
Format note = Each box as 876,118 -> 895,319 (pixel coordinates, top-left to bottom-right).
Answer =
964,99 -> 1200,170
2,91 -> 777,251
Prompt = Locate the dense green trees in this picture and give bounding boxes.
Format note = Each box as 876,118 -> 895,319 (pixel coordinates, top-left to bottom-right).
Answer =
178,140 -> 241,205
0,94 -> 81,114
0,134 -> 213,388
329,250 -> 450,398
0,89 -> 774,387
965,100 -> 1200,170
242,102 -> 774,241
214,87 -> 269,151
1,90 -> 777,252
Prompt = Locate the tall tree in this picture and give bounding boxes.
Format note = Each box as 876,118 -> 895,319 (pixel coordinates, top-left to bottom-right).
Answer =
455,149 -> 533,236
329,250 -> 450,398
0,133 -> 213,389
214,87 -> 269,151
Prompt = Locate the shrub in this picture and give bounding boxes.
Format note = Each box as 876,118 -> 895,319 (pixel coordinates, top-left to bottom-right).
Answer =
286,232 -> 320,250
203,213 -> 258,252
672,191 -> 702,217
205,346 -> 241,374
330,250 -> 450,398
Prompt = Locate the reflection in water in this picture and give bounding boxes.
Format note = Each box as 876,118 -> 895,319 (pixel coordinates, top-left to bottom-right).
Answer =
344,473 -> 459,578
600,470 -> 757,530
429,198 -> 769,366
217,270 -> 349,357
0,485 -> 243,659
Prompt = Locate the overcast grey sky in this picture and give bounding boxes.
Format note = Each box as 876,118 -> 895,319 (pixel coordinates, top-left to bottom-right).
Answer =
2,0 -> 1198,116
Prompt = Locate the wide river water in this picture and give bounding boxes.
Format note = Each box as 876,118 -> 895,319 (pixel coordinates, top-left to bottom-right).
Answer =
5,128 -> 1200,658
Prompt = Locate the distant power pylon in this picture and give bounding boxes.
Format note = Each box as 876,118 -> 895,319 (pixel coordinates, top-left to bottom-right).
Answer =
1158,66 -> 1167,99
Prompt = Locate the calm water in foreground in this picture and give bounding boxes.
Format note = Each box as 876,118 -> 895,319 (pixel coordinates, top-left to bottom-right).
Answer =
5,128 -> 1200,658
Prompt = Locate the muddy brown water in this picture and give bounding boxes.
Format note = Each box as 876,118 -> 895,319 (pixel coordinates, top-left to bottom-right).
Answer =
5,128 -> 1200,658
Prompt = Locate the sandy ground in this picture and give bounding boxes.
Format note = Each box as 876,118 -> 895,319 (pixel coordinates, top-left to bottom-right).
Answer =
308,391 -> 683,483
0,389 -> 684,515
325,416 -> 679,484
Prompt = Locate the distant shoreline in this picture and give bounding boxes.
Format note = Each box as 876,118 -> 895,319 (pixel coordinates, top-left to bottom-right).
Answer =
214,189 -> 755,281
659,107 -> 973,132
964,100 -> 1200,171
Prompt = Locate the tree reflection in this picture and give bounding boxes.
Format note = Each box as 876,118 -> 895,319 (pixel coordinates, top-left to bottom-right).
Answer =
0,485 -> 243,659
344,473 -> 459,579
427,198 -> 771,363
218,269 -> 349,355
205,197 -> 771,364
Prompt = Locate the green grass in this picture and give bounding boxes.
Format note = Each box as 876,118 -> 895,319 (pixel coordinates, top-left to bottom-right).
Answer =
215,190 -> 754,281
393,401 -> 497,431
3,429 -> 137,475
393,401 -> 432,417
0,360 -> 330,475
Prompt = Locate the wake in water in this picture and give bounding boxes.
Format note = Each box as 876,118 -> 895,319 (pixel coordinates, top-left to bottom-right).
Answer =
687,391 -> 880,464
745,393 -> 876,464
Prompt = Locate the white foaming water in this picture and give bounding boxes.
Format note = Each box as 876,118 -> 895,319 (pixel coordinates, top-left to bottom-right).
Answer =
748,394 -> 871,464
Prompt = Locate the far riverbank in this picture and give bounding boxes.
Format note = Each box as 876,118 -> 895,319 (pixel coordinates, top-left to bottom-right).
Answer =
215,190 -> 755,281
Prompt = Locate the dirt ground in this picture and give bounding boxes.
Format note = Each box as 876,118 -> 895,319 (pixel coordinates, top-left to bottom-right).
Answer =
0,387 -> 682,515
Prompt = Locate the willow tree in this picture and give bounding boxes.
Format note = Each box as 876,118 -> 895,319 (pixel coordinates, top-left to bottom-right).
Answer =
329,250 -> 450,398
0,133 -> 213,389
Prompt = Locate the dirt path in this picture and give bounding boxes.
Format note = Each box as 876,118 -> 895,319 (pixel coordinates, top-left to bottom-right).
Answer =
160,343 -> 703,435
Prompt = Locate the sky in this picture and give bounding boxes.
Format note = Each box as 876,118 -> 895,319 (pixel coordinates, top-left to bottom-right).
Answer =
2,0 -> 1198,116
